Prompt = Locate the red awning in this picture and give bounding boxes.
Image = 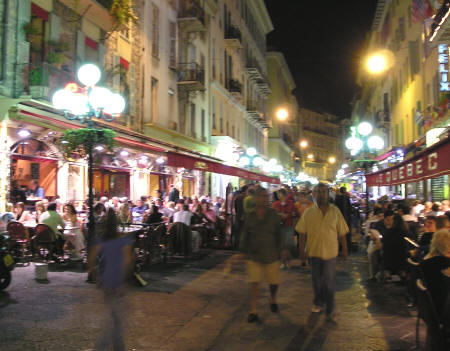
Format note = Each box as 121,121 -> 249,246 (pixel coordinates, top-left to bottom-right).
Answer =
167,152 -> 280,184
366,136 -> 450,187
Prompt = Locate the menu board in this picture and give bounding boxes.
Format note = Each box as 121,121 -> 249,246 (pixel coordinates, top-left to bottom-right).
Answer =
31,163 -> 40,180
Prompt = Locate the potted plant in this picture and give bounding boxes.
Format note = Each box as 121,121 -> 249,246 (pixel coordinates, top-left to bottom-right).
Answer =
28,66 -> 49,99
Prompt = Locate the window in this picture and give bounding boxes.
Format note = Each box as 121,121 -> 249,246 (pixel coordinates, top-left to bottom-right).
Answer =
29,3 -> 49,63
398,17 -> 405,41
409,40 -> 420,77
432,74 -> 439,105
212,96 -> 217,129
151,77 -> 158,122
212,38 -> 216,79
169,21 -> 176,68
190,103 -> 196,136
201,109 -> 205,139
85,36 -> 98,63
220,100 -> 224,133
152,4 -> 160,58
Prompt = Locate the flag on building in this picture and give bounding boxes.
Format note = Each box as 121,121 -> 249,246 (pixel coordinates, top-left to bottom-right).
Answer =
412,0 -> 433,23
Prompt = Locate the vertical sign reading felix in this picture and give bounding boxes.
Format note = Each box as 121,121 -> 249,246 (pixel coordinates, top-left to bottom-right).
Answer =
438,44 -> 450,91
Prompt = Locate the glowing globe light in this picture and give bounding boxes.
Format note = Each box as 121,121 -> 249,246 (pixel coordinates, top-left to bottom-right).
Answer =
253,156 -> 264,167
345,136 -> 363,151
328,156 -> 336,164
104,94 -> 126,115
89,87 -> 112,109
274,164 -> 283,172
367,135 -> 385,150
357,121 -> 373,136
366,53 -> 387,74
276,108 -> 288,121
70,93 -> 89,115
299,140 -> 308,148
52,89 -> 74,110
239,156 -> 250,167
246,147 -> 257,157
77,64 -> 101,87
269,158 -> 277,165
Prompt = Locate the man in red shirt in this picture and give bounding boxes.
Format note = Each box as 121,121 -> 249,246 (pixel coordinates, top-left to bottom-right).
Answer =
272,188 -> 298,268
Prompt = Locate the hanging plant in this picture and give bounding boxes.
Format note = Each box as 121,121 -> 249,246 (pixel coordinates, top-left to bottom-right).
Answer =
60,128 -> 116,160
109,0 -> 138,27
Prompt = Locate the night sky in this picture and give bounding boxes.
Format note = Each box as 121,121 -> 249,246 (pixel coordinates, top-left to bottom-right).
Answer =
264,0 -> 378,119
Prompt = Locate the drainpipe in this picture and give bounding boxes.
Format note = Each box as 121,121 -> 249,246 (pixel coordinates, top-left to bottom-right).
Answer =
13,0 -> 20,98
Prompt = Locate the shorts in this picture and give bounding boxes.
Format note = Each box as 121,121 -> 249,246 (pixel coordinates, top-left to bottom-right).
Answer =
247,260 -> 280,285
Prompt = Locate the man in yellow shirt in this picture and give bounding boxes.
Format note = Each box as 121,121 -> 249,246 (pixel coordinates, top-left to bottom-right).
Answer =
296,183 -> 348,321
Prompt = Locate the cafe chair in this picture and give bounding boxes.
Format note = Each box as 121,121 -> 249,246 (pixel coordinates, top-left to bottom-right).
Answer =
34,224 -> 56,262
416,279 -> 447,351
169,222 -> 192,258
7,221 -> 30,265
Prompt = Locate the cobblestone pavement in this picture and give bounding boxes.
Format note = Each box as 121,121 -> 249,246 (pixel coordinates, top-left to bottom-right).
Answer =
0,248 -> 424,351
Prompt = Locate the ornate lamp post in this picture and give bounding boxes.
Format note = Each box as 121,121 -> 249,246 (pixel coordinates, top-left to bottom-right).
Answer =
345,121 -> 384,219
52,63 -> 125,243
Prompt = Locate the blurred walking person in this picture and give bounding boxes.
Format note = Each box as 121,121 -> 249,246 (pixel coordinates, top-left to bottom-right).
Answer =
240,187 -> 283,323
88,209 -> 133,351
296,183 -> 348,321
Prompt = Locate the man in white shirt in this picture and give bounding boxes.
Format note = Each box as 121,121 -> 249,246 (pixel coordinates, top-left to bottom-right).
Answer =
296,183 -> 348,321
173,204 -> 193,226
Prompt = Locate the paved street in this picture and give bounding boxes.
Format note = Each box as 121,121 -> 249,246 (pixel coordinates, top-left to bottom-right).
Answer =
0,248 -> 423,351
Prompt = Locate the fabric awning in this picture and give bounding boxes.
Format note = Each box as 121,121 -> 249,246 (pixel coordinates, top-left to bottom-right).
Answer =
366,135 -> 450,187
167,152 -> 281,184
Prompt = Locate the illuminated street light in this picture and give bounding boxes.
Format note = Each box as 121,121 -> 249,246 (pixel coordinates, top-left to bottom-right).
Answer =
246,147 -> 257,157
357,121 -> 373,136
367,135 -> 385,150
328,156 -> 336,164
307,154 -> 314,160
345,136 -> 363,152
276,108 -> 288,121
366,53 -> 387,74
299,140 -> 308,148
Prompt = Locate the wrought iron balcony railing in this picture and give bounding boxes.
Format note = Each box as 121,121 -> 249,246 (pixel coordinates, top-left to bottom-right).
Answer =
177,62 -> 205,91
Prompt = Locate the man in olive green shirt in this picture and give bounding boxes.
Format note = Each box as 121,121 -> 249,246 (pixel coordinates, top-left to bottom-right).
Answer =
240,187 -> 282,323
243,187 -> 256,214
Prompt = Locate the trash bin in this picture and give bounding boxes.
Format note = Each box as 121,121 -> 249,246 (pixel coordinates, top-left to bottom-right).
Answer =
35,262 -> 48,281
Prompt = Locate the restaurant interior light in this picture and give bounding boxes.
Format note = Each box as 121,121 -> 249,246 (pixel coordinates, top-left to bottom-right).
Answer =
119,150 -> 129,157
155,157 -> 165,164
17,128 -> 31,138
77,63 -> 101,87
94,145 -> 105,152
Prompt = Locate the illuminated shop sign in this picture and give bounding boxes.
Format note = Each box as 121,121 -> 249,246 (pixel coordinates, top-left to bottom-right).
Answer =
438,44 -> 450,91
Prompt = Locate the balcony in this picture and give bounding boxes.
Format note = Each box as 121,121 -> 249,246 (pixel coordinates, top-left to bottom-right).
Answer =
18,62 -> 75,100
59,0 -> 115,32
177,0 -> 206,32
225,25 -> 242,48
227,79 -> 243,101
245,59 -> 271,95
246,100 -> 270,129
177,63 -> 205,92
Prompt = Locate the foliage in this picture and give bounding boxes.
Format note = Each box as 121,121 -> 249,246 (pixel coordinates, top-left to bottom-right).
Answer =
109,0 -> 138,26
48,40 -> 71,53
46,52 -> 66,65
22,22 -> 40,37
28,68 -> 44,86
60,128 -> 116,160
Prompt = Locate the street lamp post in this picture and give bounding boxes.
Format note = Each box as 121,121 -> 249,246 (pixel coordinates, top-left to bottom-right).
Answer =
345,121 -> 384,220
52,63 -> 125,244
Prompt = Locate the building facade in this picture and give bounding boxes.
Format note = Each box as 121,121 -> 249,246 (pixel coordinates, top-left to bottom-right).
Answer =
351,0 -> 450,201
298,108 -> 342,182
0,0 -> 282,210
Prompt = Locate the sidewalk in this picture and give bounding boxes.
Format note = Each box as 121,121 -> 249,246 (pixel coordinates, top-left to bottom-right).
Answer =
0,249 -> 422,351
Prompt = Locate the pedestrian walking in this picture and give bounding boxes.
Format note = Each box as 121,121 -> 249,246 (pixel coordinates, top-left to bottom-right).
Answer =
87,208 -> 133,351
239,187 -> 283,323
296,183 -> 348,321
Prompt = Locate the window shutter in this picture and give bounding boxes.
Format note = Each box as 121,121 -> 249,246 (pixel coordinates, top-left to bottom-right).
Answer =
113,54 -> 120,92
76,30 -> 85,65
50,13 -> 61,41
98,43 -> 106,66
17,0 -> 31,42
129,63 -> 136,116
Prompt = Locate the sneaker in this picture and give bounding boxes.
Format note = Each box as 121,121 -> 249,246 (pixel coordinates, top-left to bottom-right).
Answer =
310,305 -> 322,313
247,313 -> 259,323
270,303 -> 279,313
